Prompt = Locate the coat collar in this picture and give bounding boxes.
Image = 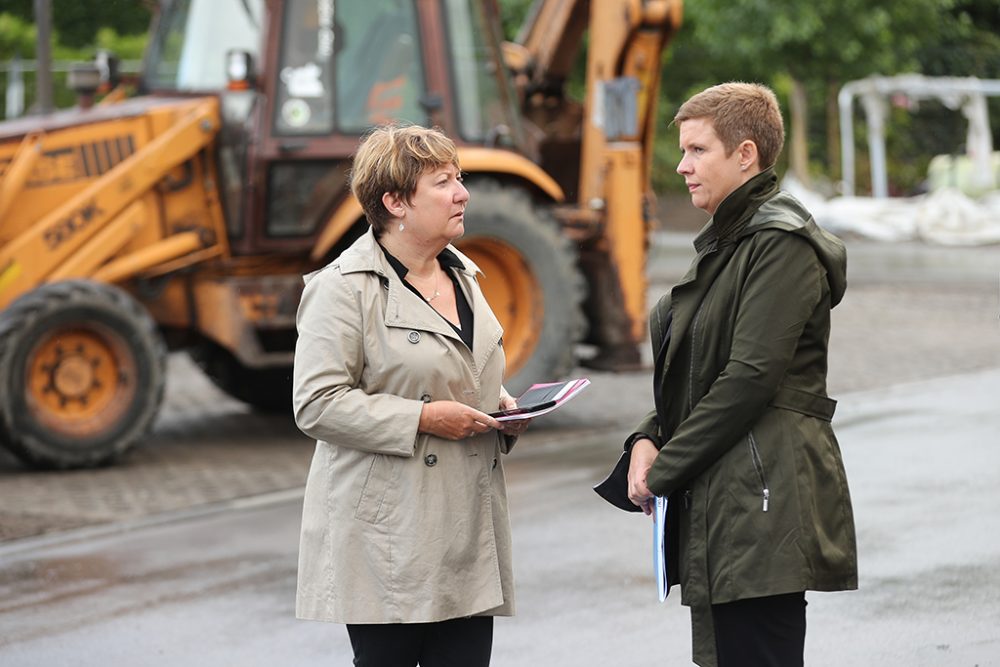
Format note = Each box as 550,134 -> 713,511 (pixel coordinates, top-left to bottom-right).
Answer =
327,228 -> 503,374
380,243 -> 468,281
338,227 -> 482,279
693,168 -> 780,253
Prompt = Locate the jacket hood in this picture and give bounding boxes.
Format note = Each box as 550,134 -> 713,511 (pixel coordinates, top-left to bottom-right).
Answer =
747,189 -> 848,307
706,169 -> 847,307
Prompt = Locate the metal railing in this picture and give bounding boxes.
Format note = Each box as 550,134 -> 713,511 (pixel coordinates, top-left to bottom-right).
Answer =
1,57 -> 143,119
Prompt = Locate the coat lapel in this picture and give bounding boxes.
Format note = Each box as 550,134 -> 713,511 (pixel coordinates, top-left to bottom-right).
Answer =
382,275 -> 461,342
463,272 -> 504,375
342,230 -> 499,377
341,229 -> 463,342
661,242 -> 734,374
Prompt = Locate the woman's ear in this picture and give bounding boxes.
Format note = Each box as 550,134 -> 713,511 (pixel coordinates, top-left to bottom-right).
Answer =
738,140 -> 759,172
382,192 -> 405,218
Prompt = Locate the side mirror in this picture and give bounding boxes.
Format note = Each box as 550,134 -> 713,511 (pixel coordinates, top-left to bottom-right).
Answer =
226,50 -> 255,91
95,49 -> 120,93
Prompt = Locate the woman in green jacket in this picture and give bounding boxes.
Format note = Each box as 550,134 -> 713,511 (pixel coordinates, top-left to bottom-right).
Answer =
625,83 -> 858,666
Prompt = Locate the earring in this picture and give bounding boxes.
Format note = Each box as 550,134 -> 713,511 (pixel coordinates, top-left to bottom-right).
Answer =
399,222 -> 405,231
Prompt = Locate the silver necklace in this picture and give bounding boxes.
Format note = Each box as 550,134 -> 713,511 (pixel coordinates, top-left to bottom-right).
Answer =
425,271 -> 441,302
412,269 -> 440,302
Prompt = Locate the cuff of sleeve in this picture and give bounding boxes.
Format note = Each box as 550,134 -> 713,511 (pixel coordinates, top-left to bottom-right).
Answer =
623,432 -> 655,453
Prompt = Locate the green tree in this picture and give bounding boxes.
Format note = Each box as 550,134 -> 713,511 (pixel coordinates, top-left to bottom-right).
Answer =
916,0 -> 1000,152
498,0 -> 536,41
1,3 -> 152,116
680,0 -> 947,187
2,0 -> 153,49
0,12 -> 35,60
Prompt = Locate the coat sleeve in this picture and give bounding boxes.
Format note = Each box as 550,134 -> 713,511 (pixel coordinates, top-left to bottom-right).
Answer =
647,231 -> 826,495
499,384 -> 518,454
292,268 -> 423,457
631,410 -> 660,445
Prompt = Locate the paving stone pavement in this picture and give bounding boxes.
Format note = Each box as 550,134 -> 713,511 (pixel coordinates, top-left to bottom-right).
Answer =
0,354 -> 315,541
1,235 -> 997,542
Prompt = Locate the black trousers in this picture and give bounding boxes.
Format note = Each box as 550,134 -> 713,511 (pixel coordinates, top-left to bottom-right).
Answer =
711,592 -> 807,667
346,616 -> 493,667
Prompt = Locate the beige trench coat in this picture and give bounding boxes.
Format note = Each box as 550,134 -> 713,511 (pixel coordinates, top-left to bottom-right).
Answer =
293,228 -> 515,624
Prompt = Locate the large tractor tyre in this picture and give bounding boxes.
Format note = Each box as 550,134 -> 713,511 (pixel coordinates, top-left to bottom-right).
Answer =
189,344 -> 293,414
457,180 -> 586,394
0,281 -> 167,469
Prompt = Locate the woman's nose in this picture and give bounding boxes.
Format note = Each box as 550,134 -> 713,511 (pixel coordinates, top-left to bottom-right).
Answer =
456,182 -> 470,203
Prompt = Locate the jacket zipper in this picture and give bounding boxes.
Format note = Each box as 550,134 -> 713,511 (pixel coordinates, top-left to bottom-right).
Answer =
687,299 -> 709,412
747,431 -> 770,512
684,241 -> 718,412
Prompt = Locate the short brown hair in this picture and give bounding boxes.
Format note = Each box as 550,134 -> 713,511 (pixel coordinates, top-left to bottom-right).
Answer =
350,124 -> 461,236
674,82 -> 785,169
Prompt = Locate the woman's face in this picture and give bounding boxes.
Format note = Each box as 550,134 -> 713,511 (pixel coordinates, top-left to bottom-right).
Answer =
676,117 -> 748,215
403,163 -> 469,243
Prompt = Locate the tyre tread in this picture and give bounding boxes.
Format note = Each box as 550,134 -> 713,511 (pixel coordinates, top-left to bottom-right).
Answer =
0,280 -> 167,469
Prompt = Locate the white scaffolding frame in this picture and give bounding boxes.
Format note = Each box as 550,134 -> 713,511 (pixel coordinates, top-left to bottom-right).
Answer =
839,74 -> 1000,197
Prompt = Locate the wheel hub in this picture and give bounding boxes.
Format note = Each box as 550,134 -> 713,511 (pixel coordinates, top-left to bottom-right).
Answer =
27,327 -> 132,436
51,353 -> 97,400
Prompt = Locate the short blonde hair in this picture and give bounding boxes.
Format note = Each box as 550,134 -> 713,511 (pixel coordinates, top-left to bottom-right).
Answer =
674,82 -> 785,169
350,124 -> 461,236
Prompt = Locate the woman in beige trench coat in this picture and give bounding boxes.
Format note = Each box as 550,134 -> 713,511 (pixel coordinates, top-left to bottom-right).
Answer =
292,124 -> 529,667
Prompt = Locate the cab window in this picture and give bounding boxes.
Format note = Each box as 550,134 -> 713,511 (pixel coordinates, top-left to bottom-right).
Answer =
273,0 -> 428,135
146,0 -> 262,91
443,0 -> 521,144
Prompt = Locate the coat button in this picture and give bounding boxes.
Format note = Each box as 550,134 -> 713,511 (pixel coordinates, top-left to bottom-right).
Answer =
420,393 -> 432,403
407,331 -> 421,344
424,454 -> 438,467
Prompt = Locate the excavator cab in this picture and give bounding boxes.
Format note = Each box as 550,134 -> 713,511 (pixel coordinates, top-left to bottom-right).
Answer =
141,0 -> 578,397
143,0 -> 526,254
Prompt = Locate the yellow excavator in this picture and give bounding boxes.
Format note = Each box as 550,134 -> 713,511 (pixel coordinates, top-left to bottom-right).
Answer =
0,0 -> 681,468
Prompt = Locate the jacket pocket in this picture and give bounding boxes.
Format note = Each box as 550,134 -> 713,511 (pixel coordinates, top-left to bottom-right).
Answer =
354,454 -> 390,524
747,431 -> 770,512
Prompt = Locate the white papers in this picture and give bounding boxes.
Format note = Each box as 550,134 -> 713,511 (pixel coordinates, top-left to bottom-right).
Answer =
654,495 -> 669,602
493,378 -> 591,421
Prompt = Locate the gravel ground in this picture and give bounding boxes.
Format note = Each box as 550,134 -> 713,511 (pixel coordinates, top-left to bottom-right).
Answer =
1,235 -> 997,542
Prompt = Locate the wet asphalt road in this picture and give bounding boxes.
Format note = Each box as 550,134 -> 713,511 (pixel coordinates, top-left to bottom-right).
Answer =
0,232 -> 998,665
2,368 -> 999,666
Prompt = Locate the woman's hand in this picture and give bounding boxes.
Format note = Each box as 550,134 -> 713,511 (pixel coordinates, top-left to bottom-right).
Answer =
419,400 -> 502,440
496,394 -> 531,437
628,438 -> 659,515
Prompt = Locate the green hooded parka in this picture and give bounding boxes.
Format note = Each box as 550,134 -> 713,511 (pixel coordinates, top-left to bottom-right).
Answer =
633,169 -> 858,666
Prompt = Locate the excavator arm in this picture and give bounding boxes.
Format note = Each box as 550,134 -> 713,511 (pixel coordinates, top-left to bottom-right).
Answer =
505,0 -> 683,367
0,98 -> 225,309
508,0 -> 589,95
